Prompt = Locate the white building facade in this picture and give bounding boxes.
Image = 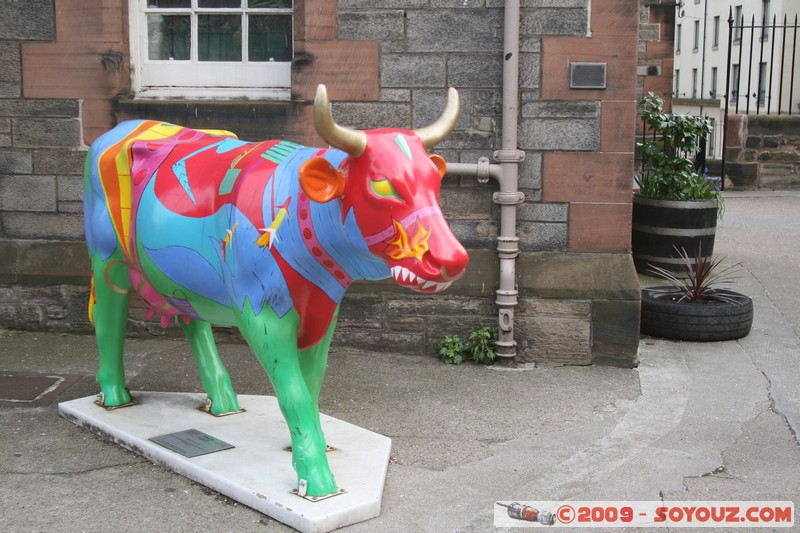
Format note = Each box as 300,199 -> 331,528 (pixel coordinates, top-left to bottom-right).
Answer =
672,0 -> 800,159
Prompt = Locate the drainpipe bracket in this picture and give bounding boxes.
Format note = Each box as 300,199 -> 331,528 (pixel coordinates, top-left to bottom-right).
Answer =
496,236 -> 520,259
496,289 -> 519,308
495,338 -> 517,360
493,149 -> 526,163
496,340 -> 517,349
476,157 -> 492,183
493,191 -> 525,206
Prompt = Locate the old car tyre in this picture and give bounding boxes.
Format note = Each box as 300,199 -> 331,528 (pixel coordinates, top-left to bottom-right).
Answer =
640,287 -> 753,341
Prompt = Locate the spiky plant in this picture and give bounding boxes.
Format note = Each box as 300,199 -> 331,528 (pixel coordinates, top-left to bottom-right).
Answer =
647,244 -> 745,305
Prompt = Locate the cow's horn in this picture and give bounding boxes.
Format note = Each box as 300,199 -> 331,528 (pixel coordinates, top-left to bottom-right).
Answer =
314,84 -> 367,157
414,87 -> 460,149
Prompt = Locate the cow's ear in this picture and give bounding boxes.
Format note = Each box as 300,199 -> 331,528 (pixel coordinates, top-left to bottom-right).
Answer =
299,157 -> 346,203
429,154 -> 447,179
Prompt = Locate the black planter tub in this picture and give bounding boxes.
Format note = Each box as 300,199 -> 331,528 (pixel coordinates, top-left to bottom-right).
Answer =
632,195 -> 718,274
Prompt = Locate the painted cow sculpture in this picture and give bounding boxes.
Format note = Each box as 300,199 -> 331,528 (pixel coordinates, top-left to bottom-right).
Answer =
83,84 -> 468,497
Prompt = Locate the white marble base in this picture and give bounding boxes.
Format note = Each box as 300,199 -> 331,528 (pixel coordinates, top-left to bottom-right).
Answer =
59,392 -> 391,533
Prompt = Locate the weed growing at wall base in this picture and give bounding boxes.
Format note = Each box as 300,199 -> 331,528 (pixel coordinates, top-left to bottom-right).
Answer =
437,327 -> 498,365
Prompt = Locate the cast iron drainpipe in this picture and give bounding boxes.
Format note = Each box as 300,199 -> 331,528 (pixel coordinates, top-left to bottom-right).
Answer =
446,159 -> 524,363
444,0 -> 524,363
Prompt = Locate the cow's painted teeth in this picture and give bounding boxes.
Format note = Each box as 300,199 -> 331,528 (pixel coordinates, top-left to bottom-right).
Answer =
391,267 -> 450,292
392,266 -> 419,285
402,267 -> 416,284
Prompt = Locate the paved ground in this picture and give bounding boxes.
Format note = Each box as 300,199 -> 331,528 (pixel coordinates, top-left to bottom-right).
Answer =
1,191 -> 799,532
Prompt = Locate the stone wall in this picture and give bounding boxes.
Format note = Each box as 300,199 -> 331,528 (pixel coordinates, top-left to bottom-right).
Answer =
0,0 -> 642,367
0,2 -> 90,333
638,0 -> 676,109
724,114 -> 800,189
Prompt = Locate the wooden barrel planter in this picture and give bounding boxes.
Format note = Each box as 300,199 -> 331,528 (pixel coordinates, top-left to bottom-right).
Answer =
631,195 -> 718,274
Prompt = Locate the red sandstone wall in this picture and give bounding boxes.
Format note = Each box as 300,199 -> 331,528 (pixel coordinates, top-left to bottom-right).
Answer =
541,0 -> 640,253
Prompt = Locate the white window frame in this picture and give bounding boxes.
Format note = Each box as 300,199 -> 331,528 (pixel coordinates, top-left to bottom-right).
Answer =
710,66 -> 718,98
758,62 -> 768,105
712,15 -> 720,49
129,0 -> 292,99
708,117 -> 715,157
734,5 -> 743,42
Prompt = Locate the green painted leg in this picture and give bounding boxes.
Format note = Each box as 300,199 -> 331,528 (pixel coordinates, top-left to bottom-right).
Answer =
298,311 -> 338,420
91,252 -> 132,407
180,319 -> 240,415
298,318 -> 337,453
234,301 -> 338,498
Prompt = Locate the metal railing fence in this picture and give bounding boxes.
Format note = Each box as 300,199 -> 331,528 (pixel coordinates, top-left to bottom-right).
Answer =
721,9 -> 800,186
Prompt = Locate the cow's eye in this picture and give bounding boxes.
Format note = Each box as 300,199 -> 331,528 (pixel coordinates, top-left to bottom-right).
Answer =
371,178 -> 403,201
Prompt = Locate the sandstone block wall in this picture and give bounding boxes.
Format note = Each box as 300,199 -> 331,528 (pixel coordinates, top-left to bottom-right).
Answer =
725,114 -> 800,189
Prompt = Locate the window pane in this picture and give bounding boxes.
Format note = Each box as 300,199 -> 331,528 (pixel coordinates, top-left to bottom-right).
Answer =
248,0 -> 291,8
198,0 -> 241,7
148,15 -> 190,60
148,0 -> 191,8
199,15 -> 242,61
249,15 -> 291,62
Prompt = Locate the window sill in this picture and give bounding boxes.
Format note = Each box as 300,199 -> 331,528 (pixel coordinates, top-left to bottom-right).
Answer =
117,97 -> 297,110
116,97 -> 302,142
133,87 -> 291,101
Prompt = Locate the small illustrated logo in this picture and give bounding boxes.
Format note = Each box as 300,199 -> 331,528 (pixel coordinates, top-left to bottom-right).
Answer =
496,502 -> 555,525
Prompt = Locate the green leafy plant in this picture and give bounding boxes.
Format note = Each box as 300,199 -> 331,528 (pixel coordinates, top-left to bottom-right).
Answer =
635,92 -> 721,203
437,327 -> 499,365
467,326 -> 498,364
647,244 -> 745,305
437,334 -> 467,364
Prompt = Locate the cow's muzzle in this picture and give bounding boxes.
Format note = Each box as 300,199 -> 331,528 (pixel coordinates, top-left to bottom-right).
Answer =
389,237 -> 468,293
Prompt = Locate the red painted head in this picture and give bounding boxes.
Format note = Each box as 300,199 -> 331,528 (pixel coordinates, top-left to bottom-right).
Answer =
299,85 -> 468,293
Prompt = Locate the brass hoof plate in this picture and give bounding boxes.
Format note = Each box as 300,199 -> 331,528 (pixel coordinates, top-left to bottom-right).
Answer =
94,392 -> 138,411
198,398 -> 246,417
290,488 -> 347,502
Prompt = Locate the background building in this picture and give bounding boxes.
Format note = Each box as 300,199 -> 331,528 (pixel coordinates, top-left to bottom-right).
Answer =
672,0 -> 800,160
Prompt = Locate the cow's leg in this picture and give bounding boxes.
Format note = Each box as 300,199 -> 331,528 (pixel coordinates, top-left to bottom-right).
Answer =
234,302 -> 338,498
91,252 -> 133,407
298,310 -> 337,420
180,319 -> 240,414
297,316 -> 337,453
